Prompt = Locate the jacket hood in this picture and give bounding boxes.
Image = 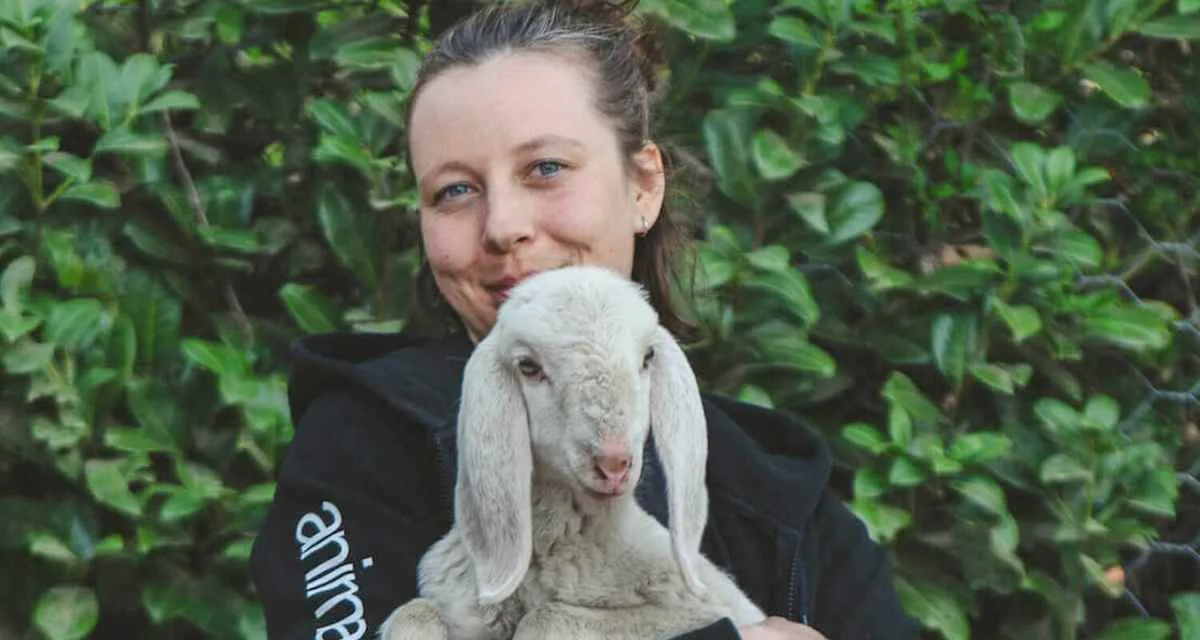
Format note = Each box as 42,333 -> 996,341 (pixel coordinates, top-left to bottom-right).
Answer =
283,330 -> 834,533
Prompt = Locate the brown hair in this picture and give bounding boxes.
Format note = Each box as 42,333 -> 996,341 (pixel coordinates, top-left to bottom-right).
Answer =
405,0 -> 698,340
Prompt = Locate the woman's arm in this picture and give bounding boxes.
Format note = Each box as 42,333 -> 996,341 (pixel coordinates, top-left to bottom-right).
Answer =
250,387 -> 449,639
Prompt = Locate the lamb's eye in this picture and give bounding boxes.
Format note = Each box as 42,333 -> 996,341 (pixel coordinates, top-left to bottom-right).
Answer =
517,357 -> 545,380
641,348 -> 655,370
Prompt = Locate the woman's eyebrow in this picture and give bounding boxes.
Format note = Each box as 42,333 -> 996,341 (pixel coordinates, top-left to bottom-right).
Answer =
512,135 -> 586,155
417,160 -> 474,189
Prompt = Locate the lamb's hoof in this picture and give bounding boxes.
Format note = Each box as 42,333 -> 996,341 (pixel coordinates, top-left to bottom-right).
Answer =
379,598 -> 449,640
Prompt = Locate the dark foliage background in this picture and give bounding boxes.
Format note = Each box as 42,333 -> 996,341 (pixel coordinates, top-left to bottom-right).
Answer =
1,0 -> 1198,638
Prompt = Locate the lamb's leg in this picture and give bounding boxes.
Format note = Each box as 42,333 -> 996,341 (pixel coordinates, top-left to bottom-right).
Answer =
378,598 -> 449,640
512,602 -> 723,640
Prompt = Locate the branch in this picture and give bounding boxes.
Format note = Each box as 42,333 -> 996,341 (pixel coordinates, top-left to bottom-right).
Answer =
162,111 -> 255,342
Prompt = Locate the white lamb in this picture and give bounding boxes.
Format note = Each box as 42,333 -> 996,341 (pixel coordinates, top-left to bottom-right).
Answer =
380,265 -> 767,640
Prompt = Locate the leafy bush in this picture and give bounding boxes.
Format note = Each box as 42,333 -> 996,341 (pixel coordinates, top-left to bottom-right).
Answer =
1,0 -> 1197,639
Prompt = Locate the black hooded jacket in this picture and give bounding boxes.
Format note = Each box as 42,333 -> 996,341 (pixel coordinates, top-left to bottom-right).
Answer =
248,330 -> 921,639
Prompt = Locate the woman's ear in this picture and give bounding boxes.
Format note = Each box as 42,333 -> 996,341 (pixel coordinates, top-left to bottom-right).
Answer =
630,141 -> 666,231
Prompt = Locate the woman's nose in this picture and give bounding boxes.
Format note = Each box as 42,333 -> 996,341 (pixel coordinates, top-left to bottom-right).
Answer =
482,188 -> 535,253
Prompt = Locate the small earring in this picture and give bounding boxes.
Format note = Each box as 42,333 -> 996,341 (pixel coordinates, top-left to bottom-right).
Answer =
638,216 -> 649,236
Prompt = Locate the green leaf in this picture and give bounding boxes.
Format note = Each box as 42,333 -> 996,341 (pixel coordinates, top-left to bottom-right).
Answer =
639,0 -> 736,41
825,181 -> 885,246
853,467 -> 887,498
842,422 -> 890,455
316,185 -> 381,289
43,298 -> 106,351
58,182 -> 119,209
882,372 -> 945,428
931,313 -> 977,386
948,432 -> 1012,464
1084,394 -> 1120,430
767,15 -> 819,46
279,283 -> 342,333
159,489 -> 206,521
1095,618 -> 1172,640
751,325 -> 836,377
741,268 -> 820,327
1136,15 -> 1200,40
306,99 -> 361,141
736,384 -> 773,409
969,363 -> 1014,394
1052,228 -> 1102,269
1044,146 -> 1077,197
951,476 -> 1008,517
894,576 -> 970,640
1081,61 -> 1151,109
1083,306 -> 1170,351
1040,453 -> 1094,484
43,153 -> 92,183
141,90 -> 200,113
829,55 -> 902,86
848,499 -> 912,544
1128,467 -> 1178,517
992,298 -> 1042,342
751,129 -> 805,180
1010,142 -> 1047,198
1,255 -> 36,312
3,339 -> 55,374
1170,592 -> 1200,640
786,191 -> 828,234
744,245 -> 790,272
84,460 -> 142,517
888,457 -> 925,487
93,127 -> 168,156
1183,0 -> 1200,14
855,245 -> 912,291
702,108 -> 759,211
1008,81 -> 1062,124
180,339 -> 246,378
34,586 -> 99,640
888,404 -> 912,446
1034,398 -> 1080,438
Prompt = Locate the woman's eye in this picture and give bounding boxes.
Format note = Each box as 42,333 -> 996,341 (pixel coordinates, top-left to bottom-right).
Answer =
433,182 -> 471,203
531,160 -> 563,178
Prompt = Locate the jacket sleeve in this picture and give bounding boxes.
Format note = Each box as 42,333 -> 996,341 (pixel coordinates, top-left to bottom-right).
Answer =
806,488 -> 922,639
250,387 -> 449,640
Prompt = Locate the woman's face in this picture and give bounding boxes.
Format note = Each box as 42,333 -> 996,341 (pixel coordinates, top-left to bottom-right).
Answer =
407,51 -> 665,341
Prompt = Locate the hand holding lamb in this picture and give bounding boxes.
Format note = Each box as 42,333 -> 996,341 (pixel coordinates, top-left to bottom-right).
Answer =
381,265 -> 767,640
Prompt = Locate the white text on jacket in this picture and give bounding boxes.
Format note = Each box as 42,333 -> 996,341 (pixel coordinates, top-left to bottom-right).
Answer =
295,501 -> 367,640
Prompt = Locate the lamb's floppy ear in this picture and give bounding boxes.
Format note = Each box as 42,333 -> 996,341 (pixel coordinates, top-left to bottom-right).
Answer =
648,325 -> 710,597
454,334 -> 533,605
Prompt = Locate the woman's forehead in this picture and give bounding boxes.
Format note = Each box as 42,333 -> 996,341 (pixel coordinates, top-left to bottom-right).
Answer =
407,52 -> 613,171
410,52 -> 601,135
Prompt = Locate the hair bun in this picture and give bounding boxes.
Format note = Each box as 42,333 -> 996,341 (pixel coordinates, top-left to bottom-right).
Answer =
557,0 -> 665,96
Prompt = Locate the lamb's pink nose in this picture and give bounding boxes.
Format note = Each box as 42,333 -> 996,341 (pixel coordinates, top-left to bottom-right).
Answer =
593,442 -> 632,488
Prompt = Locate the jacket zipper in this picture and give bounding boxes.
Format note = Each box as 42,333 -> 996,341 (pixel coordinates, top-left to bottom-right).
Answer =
787,544 -> 808,624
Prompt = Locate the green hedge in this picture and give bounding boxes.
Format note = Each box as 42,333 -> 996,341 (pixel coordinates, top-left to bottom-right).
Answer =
2,0 -> 1198,638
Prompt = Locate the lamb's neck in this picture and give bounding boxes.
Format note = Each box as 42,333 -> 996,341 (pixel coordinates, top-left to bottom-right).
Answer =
528,479 -> 637,556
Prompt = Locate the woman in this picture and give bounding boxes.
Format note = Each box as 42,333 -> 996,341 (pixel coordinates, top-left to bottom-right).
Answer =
249,1 -> 921,638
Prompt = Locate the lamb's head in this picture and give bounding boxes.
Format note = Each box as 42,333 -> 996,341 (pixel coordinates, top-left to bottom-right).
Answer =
454,265 -> 712,605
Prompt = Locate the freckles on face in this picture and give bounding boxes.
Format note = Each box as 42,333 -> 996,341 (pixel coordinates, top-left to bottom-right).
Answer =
407,51 -> 655,340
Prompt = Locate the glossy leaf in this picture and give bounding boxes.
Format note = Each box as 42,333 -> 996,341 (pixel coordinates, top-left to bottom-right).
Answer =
751,128 -> 805,180
1009,81 -> 1062,124
1081,61 -> 1151,109
639,0 -> 736,41
34,586 -> 99,640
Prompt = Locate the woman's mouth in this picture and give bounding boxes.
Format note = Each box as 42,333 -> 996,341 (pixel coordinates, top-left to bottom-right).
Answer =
486,273 -> 533,304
